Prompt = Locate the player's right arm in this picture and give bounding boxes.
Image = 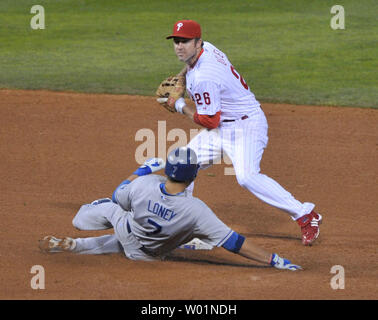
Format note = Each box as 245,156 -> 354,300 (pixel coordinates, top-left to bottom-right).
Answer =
178,102 -> 221,130
176,81 -> 221,129
177,65 -> 187,77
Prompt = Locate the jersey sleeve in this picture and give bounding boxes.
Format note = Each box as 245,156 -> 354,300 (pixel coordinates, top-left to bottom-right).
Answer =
192,81 -> 221,116
192,200 -> 233,247
193,111 -> 221,129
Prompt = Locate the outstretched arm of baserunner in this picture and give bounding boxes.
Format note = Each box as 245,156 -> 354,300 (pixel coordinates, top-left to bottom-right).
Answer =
222,231 -> 302,271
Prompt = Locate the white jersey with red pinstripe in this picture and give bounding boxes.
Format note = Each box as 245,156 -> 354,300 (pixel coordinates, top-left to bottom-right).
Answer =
186,41 -> 315,221
185,41 -> 260,121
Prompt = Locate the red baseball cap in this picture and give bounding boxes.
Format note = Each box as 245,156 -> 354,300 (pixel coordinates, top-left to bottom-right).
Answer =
166,20 -> 201,39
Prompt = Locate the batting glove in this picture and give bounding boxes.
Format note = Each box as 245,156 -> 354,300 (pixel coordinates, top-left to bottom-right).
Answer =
133,158 -> 166,176
270,253 -> 302,271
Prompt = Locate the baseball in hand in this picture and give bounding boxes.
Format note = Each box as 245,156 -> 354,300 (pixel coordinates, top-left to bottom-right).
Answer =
157,97 -> 168,103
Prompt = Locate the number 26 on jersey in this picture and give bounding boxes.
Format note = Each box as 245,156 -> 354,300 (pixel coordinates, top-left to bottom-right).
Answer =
194,92 -> 211,105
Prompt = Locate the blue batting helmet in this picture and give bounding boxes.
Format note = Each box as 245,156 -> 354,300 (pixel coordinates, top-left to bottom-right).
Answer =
165,147 -> 199,182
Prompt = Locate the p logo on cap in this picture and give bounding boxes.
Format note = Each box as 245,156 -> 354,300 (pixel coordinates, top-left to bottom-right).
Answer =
166,20 -> 201,39
177,22 -> 184,31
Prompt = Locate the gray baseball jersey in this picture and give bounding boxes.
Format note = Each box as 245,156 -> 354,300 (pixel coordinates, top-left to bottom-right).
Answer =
114,174 -> 233,257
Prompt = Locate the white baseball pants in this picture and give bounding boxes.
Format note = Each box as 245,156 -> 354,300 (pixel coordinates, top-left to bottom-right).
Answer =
187,107 -> 315,220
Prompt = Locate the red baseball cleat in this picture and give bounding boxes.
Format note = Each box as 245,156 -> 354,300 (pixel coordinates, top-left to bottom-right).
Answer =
297,211 -> 323,246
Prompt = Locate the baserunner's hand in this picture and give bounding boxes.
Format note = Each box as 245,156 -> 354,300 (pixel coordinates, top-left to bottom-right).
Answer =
270,253 -> 302,271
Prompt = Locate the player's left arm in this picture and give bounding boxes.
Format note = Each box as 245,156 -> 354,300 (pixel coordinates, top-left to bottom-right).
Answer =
222,232 -> 302,271
194,202 -> 302,271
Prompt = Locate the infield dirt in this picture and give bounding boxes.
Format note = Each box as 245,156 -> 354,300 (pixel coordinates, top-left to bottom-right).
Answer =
0,89 -> 377,299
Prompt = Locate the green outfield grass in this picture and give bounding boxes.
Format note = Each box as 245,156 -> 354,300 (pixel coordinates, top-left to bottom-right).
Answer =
0,0 -> 377,108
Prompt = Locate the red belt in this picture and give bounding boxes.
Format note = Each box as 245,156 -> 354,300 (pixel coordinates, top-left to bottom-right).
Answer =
222,115 -> 249,122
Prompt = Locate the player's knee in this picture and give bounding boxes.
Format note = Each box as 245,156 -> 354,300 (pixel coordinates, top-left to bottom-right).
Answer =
236,171 -> 259,188
72,216 -> 83,230
72,205 -> 86,230
236,175 -> 248,188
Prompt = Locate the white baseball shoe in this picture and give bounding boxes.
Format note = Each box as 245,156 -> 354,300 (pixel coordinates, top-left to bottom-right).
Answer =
178,238 -> 213,250
39,235 -> 76,253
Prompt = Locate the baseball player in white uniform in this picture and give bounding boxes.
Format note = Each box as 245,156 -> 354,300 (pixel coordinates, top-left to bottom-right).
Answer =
39,147 -> 301,271
162,20 -> 322,246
